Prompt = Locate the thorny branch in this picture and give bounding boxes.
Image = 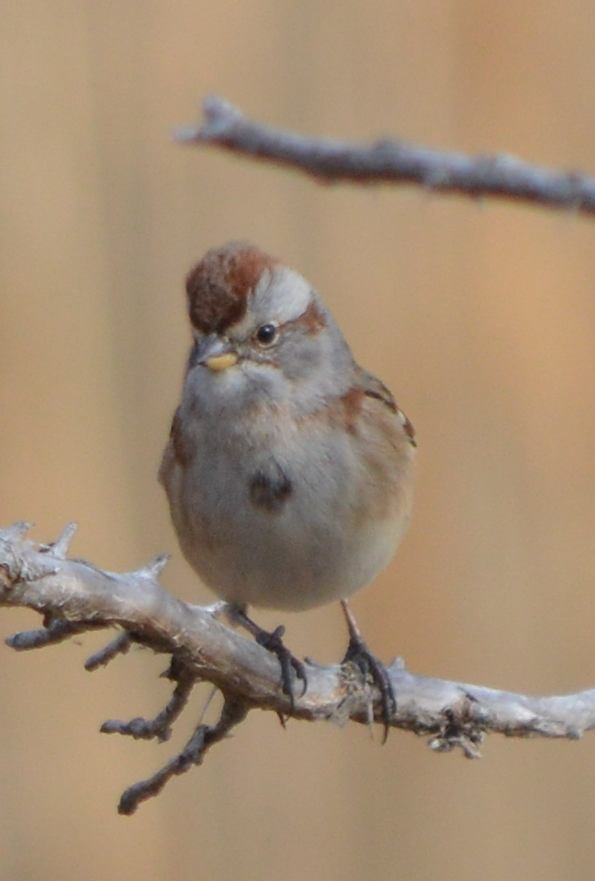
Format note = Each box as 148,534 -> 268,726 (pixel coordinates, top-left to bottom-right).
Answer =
1,525 -> 595,814
176,96 -> 595,217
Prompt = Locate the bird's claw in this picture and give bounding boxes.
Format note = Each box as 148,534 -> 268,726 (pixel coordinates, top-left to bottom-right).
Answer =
343,635 -> 396,742
255,624 -> 308,709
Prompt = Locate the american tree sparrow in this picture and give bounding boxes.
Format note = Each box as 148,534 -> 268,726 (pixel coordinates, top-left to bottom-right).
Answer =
160,242 -> 416,731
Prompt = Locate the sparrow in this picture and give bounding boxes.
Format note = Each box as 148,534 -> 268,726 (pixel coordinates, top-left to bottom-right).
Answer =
159,242 -> 416,732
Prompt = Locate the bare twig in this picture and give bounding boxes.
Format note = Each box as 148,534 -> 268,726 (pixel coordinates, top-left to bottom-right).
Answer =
117,697 -> 248,816
1,524 -> 594,813
100,659 -> 197,742
84,631 -> 131,671
6,616 -> 96,649
176,96 -> 595,216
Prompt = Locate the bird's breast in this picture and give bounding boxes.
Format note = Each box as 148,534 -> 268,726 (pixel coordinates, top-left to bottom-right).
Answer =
162,403 -> 413,611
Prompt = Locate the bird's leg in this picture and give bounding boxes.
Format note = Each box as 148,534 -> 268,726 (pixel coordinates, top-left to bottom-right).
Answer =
228,605 -> 307,710
340,599 -> 396,742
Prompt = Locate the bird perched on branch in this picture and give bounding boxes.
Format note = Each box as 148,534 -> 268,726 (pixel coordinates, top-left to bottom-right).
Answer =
160,242 -> 416,733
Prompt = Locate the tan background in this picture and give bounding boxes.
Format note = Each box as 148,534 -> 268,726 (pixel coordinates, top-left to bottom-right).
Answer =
2,3 -> 595,880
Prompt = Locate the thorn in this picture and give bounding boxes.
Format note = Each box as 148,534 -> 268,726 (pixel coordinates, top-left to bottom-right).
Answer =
49,522 -> 78,558
203,94 -> 236,119
204,601 -> 230,622
173,125 -> 200,143
139,554 -> 170,579
203,96 -> 241,131
2,522 -> 33,540
388,656 -> 406,671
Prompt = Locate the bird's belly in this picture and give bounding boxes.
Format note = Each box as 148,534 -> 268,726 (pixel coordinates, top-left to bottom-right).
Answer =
170,439 -> 411,612
180,498 -> 403,611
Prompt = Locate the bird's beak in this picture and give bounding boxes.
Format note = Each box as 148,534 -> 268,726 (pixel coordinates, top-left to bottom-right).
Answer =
194,334 -> 239,372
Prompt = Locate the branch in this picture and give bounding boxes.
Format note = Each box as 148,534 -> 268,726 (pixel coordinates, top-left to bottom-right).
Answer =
176,96 -> 595,216
1,524 -> 594,814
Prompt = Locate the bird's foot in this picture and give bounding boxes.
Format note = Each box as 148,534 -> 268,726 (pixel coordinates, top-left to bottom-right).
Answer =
342,635 -> 396,742
229,607 -> 307,710
340,600 -> 395,742
254,624 -> 307,709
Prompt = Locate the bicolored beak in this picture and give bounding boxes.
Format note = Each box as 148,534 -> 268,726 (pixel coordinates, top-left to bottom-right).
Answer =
194,334 -> 238,372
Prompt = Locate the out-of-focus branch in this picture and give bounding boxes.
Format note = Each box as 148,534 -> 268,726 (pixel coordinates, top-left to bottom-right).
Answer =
1,523 -> 595,814
176,96 -> 595,216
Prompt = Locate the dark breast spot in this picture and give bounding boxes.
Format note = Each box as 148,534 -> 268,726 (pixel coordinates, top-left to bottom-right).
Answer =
249,465 -> 293,513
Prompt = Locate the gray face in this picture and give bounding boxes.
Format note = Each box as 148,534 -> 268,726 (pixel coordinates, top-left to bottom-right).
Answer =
185,266 -> 355,414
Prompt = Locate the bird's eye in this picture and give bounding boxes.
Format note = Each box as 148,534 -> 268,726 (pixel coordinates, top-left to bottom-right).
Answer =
255,323 -> 279,347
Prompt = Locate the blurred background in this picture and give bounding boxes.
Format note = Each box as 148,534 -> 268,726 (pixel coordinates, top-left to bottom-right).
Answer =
2,2 -> 595,880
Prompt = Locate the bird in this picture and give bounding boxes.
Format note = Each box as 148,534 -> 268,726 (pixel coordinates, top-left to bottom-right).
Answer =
159,241 -> 416,733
